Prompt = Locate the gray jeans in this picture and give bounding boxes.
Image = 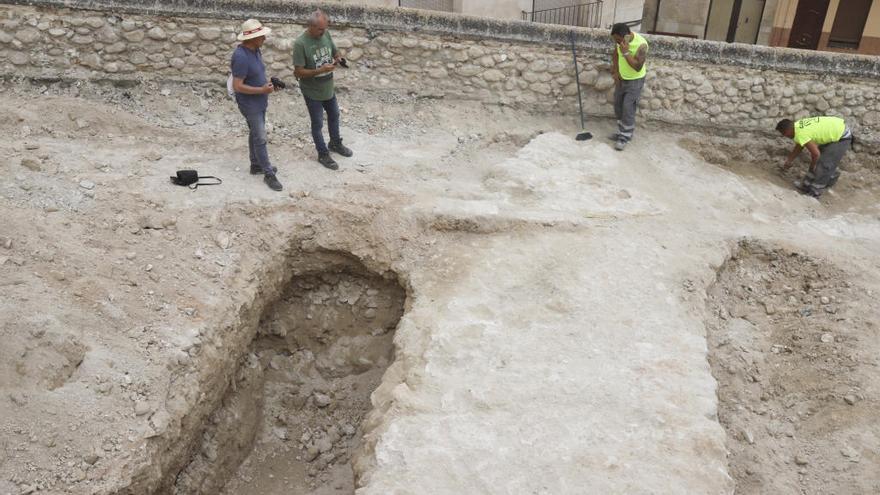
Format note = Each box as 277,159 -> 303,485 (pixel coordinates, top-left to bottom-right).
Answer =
238,106 -> 274,175
804,138 -> 850,196
613,77 -> 645,142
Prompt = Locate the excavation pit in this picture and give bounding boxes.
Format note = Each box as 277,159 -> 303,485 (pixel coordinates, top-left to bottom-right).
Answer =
705,240 -> 880,494
679,133 -> 880,214
172,252 -> 406,495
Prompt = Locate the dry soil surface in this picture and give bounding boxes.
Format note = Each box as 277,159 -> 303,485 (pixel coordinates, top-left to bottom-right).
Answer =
2,78 -> 880,495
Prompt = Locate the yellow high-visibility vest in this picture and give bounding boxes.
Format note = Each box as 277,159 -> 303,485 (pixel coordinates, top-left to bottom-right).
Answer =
618,32 -> 648,80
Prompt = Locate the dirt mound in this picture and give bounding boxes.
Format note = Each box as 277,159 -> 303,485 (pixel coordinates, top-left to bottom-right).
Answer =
705,239 -> 880,494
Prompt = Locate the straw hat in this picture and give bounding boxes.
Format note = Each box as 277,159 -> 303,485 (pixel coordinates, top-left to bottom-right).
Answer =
237,19 -> 271,41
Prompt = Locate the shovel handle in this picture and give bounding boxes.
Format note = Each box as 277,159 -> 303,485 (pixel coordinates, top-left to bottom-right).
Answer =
570,31 -> 586,131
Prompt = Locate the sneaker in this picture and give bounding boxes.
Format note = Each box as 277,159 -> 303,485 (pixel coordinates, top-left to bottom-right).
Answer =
607,132 -> 620,142
250,165 -> 278,175
318,153 -> 339,170
264,174 -> 283,191
614,140 -> 627,151
328,140 -> 353,158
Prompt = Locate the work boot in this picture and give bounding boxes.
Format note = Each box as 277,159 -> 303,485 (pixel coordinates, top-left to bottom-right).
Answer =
250,165 -> 278,175
264,174 -> 283,191
793,178 -> 812,189
328,140 -> 353,158
827,174 -> 840,188
794,183 -> 819,198
318,153 -> 339,170
614,139 -> 627,151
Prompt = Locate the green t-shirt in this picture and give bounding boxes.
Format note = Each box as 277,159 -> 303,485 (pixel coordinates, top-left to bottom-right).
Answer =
793,116 -> 846,147
293,31 -> 337,101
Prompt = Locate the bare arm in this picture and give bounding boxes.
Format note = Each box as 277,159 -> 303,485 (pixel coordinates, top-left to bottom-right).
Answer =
782,143 -> 803,170
233,77 -> 273,95
294,64 -> 335,79
804,141 -> 821,172
620,44 -> 647,72
611,47 -> 620,81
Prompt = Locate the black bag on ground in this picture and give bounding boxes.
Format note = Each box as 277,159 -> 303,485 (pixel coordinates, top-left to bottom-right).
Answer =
170,170 -> 222,189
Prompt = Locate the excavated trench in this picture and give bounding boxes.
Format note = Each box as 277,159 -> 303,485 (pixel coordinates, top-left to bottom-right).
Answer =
678,134 -> 880,214
704,240 -> 880,494
171,250 -> 406,495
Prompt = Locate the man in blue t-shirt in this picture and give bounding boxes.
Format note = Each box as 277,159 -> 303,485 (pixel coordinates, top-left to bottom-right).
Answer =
230,19 -> 282,191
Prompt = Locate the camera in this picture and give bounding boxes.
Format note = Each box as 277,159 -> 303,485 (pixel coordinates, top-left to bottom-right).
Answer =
270,77 -> 286,89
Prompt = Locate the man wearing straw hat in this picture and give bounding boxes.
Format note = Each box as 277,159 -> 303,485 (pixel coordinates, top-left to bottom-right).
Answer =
230,19 -> 283,191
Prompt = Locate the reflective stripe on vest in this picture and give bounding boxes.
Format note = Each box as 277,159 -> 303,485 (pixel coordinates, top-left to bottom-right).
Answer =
617,32 -> 648,80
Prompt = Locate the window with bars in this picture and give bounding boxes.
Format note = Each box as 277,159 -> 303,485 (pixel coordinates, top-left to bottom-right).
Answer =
521,1 -> 604,28
398,0 -> 454,12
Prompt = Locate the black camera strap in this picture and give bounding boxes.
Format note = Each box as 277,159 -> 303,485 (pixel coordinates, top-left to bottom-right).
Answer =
188,176 -> 222,190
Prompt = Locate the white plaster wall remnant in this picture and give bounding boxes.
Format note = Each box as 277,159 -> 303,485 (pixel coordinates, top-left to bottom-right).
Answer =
602,0 -> 647,28
457,0 -> 533,20
653,0 -> 712,37
328,0 -> 398,7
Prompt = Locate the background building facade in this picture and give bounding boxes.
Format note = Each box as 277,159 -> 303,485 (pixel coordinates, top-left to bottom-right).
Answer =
770,0 -> 880,55
642,0 -> 880,55
642,0 -> 778,43
328,0 -> 645,29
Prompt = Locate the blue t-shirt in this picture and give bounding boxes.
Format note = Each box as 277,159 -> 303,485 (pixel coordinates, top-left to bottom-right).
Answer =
230,45 -> 268,113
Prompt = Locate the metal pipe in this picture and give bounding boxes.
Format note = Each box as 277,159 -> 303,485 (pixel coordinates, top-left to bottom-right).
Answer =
654,0 -> 662,32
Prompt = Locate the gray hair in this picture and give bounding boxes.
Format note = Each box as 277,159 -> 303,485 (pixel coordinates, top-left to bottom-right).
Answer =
307,10 -> 328,27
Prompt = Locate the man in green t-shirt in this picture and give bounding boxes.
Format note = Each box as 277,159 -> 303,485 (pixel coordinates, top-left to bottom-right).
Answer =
776,116 -> 852,198
293,10 -> 352,171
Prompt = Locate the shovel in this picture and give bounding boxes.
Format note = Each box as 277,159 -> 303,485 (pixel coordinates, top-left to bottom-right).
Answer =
570,31 -> 592,141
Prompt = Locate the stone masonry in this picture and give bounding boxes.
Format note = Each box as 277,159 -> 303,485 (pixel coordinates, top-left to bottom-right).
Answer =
0,1 -> 878,139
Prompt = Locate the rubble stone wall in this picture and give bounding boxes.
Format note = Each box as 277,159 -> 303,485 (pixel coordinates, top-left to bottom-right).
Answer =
1,0 -> 878,137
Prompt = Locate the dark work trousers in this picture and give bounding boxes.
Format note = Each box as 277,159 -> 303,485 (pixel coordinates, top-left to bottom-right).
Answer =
613,77 -> 645,143
804,138 -> 850,196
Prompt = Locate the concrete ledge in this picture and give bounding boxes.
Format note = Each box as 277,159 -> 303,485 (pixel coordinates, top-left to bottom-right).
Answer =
5,0 -> 880,78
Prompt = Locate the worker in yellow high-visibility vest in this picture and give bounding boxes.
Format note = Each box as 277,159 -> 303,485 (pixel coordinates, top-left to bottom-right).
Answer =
610,23 -> 648,151
776,116 -> 853,198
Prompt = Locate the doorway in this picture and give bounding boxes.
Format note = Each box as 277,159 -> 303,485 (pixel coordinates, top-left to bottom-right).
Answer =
787,0 -> 830,49
828,0 -> 873,48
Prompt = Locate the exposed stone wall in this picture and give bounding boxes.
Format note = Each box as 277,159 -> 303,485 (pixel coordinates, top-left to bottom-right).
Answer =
0,0 -> 878,140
